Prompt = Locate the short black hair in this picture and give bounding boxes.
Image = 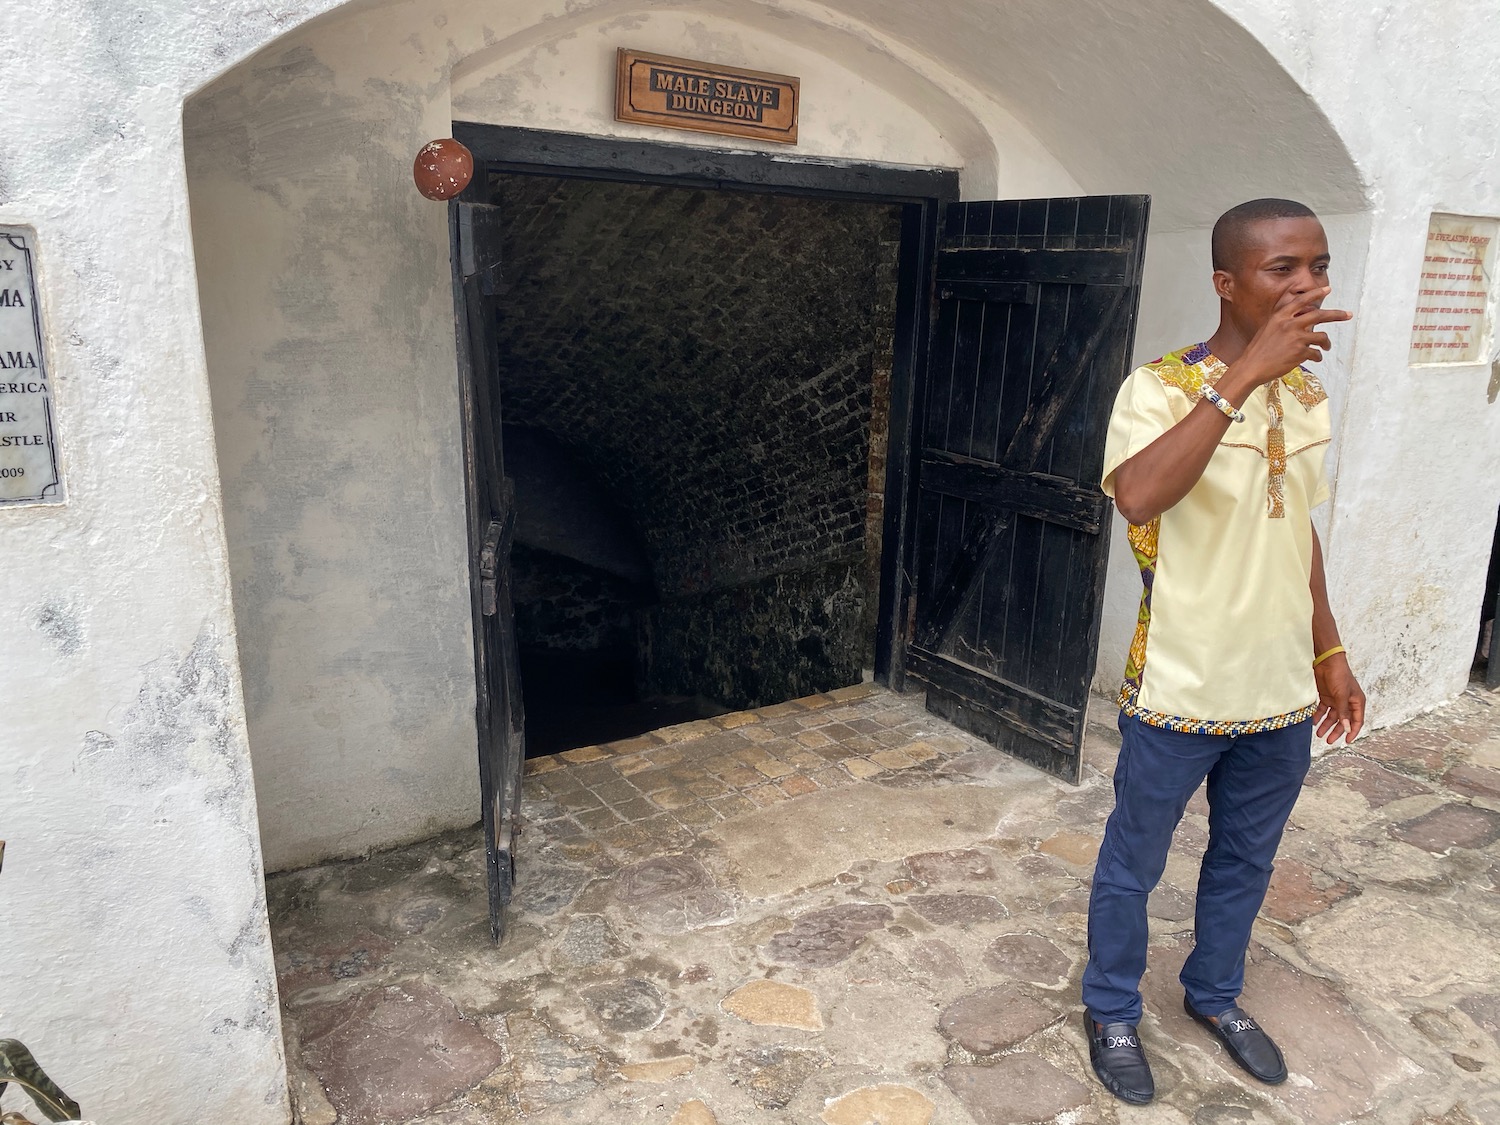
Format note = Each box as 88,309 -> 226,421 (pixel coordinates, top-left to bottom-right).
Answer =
1211,198 -> 1319,271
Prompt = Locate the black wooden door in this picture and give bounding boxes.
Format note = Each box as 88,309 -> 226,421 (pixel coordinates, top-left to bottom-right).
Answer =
451,200 -> 526,942
903,196 -> 1149,783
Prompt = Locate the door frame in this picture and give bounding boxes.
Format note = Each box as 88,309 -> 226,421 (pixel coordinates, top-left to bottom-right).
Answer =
448,122 -> 959,700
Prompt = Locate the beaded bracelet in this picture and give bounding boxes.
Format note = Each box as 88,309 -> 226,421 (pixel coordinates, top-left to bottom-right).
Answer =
1313,645 -> 1347,668
1201,385 -> 1245,423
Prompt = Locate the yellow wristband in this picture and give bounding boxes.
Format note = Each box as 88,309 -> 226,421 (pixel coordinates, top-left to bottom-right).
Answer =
1313,645 -> 1346,668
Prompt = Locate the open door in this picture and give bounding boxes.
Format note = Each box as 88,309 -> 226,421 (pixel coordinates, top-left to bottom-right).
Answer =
903,195 -> 1149,783
451,199 -> 526,942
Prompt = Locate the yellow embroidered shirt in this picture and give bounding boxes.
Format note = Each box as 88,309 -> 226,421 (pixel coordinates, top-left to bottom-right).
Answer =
1101,343 -> 1332,735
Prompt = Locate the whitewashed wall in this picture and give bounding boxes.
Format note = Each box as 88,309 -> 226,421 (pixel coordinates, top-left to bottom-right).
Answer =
185,35 -> 478,875
0,0 -> 343,1120
2,2 -> 1496,1122
451,15 -> 966,170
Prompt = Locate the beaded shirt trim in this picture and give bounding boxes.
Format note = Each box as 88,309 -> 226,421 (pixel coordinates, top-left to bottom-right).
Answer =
1118,683 -> 1318,736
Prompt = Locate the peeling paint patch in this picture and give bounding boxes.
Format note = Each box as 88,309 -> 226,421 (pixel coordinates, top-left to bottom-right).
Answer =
80,627 -> 247,801
35,599 -> 82,656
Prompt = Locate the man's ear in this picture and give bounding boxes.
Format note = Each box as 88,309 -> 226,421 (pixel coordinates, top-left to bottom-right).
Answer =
1212,268 -> 1234,302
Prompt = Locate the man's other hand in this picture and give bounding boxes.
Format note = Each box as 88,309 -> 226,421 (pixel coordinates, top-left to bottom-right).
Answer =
1313,653 -> 1366,745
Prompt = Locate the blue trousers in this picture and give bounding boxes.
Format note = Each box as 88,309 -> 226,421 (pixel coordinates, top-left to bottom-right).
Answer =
1082,712 -> 1312,1025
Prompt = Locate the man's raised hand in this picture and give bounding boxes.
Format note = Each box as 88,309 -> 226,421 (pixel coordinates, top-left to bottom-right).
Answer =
1238,287 -> 1352,386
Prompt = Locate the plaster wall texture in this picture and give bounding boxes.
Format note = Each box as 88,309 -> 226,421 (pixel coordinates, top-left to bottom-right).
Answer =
1,2 -> 1496,1121
186,38 -> 477,875
0,0 -> 341,1121
449,11 -> 968,173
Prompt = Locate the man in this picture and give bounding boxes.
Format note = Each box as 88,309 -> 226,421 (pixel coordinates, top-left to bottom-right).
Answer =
1082,198 -> 1366,1105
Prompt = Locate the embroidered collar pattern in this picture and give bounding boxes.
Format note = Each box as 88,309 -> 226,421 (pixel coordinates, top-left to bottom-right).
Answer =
1148,344 -> 1328,520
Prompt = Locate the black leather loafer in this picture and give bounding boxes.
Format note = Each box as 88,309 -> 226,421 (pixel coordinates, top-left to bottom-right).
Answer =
1085,1015 -> 1155,1105
1184,998 -> 1288,1084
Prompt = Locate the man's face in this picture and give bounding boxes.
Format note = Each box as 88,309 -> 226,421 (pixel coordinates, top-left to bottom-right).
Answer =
1214,216 -> 1331,333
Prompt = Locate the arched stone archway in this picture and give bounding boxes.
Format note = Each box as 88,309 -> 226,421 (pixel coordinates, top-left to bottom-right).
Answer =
184,0 -> 1368,877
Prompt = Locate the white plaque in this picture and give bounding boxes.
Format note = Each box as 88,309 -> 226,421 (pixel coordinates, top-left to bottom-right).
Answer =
0,229 -> 62,504
1409,212 -> 1498,366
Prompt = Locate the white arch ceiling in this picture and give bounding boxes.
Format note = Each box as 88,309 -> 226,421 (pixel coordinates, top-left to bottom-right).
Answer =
819,0 -> 1369,225
197,0 -> 1368,230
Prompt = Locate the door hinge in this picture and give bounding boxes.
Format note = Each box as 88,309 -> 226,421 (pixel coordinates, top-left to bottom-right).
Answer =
479,517 -> 503,616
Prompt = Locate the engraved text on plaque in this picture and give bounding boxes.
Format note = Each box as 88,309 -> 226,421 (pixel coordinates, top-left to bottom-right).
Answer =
1409,213 -> 1498,366
616,49 -> 800,144
0,229 -> 62,505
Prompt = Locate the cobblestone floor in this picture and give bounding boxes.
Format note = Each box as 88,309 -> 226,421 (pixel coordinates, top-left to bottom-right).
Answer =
270,683 -> 1500,1125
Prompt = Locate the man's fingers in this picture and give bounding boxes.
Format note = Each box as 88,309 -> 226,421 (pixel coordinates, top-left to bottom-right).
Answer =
1346,693 -> 1366,742
1318,702 -> 1350,745
1316,683 -> 1365,746
1305,306 -> 1353,325
1310,332 -> 1332,352
1289,295 -> 1349,323
1320,708 -> 1344,744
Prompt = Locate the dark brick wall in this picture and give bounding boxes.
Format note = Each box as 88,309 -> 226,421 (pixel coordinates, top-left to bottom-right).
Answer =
510,544 -> 642,654
639,559 -> 867,711
490,173 -> 900,707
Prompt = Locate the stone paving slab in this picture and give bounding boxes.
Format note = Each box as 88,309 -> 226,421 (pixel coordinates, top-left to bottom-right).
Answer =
268,683 -> 1500,1125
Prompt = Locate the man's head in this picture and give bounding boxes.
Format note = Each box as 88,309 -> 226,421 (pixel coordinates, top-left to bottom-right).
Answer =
1211,199 -> 1330,336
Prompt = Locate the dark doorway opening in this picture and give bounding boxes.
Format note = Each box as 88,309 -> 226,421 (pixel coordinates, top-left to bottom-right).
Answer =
1477,504 -> 1500,687
486,172 -> 904,754
452,126 -> 1147,939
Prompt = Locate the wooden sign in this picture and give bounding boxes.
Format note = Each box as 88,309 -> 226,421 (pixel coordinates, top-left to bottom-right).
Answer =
616,49 -> 799,145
